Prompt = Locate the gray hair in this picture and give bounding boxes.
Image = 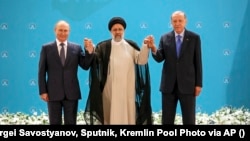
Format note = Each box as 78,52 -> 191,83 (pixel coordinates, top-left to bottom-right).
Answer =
171,10 -> 186,19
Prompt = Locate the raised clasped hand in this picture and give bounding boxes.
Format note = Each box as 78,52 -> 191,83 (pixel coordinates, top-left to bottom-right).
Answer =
84,38 -> 94,53
144,35 -> 155,48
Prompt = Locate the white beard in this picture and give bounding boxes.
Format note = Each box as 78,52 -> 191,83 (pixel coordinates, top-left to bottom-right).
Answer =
111,33 -> 125,42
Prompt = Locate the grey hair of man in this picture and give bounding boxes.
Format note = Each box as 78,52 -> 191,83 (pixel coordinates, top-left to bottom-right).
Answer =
171,10 -> 187,20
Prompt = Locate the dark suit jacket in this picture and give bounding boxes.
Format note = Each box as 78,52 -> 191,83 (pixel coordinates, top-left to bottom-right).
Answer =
38,41 -> 93,101
152,29 -> 202,94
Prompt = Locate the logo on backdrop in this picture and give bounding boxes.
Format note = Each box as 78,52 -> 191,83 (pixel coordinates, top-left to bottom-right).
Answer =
196,22 -> 202,28
29,107 -> 38,114
29,79 -> 37,86
29,51 -> 36,58
1,51 -> 8,58
28,23 -> 36,30
0,23 -> 8,30
223,77 -> 230,84
223,21 -> 230,28
223,49 -> 231,56
85,23 -> 92,29
1,79 -> 9,86
140,22 -> 148,29
1,107 -> 8,113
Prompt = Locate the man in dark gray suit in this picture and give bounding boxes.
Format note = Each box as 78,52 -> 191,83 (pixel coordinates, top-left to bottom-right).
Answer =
149,11 -> 202,125
38,20 -> 94,125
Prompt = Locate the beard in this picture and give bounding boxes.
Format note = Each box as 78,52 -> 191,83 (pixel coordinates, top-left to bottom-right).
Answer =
112,33 -> 124,42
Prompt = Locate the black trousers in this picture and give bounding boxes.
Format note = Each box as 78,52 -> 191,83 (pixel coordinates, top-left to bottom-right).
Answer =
48,99 -> 78,125
162,83 -> 196,125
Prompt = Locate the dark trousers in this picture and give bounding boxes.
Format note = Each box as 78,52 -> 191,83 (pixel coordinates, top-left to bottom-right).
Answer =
162,83 -> 196,125
48,99 -> 78,125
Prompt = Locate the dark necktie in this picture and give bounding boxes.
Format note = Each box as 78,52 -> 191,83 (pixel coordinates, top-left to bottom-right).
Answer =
176,35 -> 182,58
60,43 -> 65,66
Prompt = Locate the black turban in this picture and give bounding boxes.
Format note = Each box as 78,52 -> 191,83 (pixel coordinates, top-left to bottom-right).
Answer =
108,17 -> 126,31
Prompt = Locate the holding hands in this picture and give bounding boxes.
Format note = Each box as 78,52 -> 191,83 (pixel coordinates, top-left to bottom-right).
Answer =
84,38 -> 94,54
144,35 -> 157,53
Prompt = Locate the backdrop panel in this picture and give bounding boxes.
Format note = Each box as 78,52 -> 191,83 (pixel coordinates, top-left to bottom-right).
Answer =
0,0 -> 249,115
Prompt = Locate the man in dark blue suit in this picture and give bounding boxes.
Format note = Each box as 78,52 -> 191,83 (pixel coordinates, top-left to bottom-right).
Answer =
38,20 -> 94,125
149,11 -> 202,125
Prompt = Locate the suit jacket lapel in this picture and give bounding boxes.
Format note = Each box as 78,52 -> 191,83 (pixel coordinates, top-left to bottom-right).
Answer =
52,41 -> 62,65
170,31 -> 178,58
180,31 -> 189,58
64,42 -> 71,66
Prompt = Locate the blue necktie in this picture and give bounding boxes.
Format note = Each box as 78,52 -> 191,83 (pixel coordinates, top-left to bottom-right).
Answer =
60,43 -> 65,66
176,35 -> 182,58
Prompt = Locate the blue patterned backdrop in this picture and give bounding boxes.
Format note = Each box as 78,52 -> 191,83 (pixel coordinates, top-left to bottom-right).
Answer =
0,0 -> 249,115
